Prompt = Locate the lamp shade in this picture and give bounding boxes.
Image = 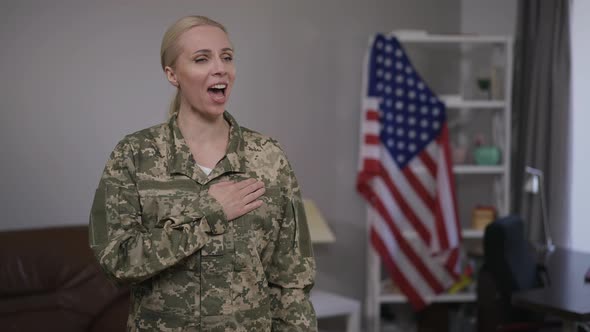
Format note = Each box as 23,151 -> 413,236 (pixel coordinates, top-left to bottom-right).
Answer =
303,199 -> 336,243
524,166 -> 542,194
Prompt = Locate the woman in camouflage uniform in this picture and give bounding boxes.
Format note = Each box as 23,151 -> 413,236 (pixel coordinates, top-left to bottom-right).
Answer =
89,15 -> 317,332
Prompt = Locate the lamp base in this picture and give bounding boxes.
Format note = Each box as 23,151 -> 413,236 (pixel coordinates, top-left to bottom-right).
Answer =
532,242 -> 556,268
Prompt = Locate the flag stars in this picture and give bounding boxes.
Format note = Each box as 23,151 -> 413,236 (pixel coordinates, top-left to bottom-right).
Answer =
432,107 -> 441,116
417,82 -> 425,90
387,126 -> 394,134
407,78 -> 415,86
396,114 -> 404,123
396,62 -> 403,70
395,49 -> 403,58
386,112 -> 394,121
385,86 -> 392,94
376,41 -> 383,49
408,91 -> 416,99
420,106 -> 429,114
377,69 -> 384,77
396,128 -> 405,136
409,130 -> 416,138
419,94 -> 427,102
385,44 -> 393,53
377,83 -> 383,91
420,119 -> 429,128
385,99 -> 393,107
420,133 -> 429,141
384,72 -> 392,81
387,138 -> 395,147
397,141 -> 405,149
396,75 -> 404,83
395,101 -> 404,110
432,121 -> 440,129
384,58 -> 392,67
408,117 -> 416,125
408,104 -> 416,112
395,88 -> 404,97
397,155 -> 405,163
408,143 -> 417,152
376,55 -> 383,63
405,66 -> 413,74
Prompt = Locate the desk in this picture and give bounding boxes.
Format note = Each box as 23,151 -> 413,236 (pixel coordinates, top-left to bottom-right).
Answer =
512,247 -> 590,332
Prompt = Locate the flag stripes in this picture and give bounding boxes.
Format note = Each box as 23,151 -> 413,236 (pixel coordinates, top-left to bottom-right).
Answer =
357,34 -> 462,310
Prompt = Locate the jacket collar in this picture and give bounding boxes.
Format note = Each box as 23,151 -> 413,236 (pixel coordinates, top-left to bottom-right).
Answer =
167,111 -> 247,183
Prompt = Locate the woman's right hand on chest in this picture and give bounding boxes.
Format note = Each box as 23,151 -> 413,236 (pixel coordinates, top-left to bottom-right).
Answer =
207,178 -> 265,221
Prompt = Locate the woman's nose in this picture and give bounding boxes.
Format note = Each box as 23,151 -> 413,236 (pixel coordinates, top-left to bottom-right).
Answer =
212,58 -> 227,76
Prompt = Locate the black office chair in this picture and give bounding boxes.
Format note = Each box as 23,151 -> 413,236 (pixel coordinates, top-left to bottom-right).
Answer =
477,215 -> 559,332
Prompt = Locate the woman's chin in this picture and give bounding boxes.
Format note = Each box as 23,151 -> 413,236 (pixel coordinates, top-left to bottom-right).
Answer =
197,106 -> 226,119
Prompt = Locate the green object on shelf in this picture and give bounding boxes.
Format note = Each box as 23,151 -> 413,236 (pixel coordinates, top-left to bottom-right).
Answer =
477,77 -> 492,99
477,78 -> 491,91
474,146 -> 501,165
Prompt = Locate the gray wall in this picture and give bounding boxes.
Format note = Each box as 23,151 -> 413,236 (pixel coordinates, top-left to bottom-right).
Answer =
461,0 -> 516,35
0,0 -> 461,302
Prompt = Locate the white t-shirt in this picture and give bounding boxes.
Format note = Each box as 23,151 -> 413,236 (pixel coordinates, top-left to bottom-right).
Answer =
198,164 -> 213,176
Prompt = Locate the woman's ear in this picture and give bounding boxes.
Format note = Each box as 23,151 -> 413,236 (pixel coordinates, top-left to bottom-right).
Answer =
164,66 -> 179,87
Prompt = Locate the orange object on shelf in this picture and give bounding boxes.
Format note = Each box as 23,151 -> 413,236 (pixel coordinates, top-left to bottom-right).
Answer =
471,206 -> 497,230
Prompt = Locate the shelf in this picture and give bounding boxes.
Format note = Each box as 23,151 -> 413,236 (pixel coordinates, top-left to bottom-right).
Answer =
380,291 -> 477,304
462,229 -> 484,239
411,165 -> 504,174
393,32 -> 512,44
403,229 -> 483,240
441,97 -> 507,109
453,165 -> 505,174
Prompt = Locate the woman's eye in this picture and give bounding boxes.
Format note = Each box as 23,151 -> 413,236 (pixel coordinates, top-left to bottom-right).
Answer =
194,58 -> 207,63
223,56 -> 233,62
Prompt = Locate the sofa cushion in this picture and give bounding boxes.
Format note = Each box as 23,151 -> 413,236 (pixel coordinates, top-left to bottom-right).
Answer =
0,226 -> 129,331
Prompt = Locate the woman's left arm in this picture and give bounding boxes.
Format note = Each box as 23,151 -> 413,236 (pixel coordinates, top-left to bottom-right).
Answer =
267,155 -> 317,332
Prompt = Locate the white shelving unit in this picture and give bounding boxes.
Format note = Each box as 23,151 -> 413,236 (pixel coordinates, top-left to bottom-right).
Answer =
453,165 -> 505,174
402,229 -> 483,241
440,97 -> 508,109
366,33 -> 513,332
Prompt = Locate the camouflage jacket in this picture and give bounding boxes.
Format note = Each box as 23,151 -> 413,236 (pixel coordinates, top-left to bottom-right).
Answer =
89,112 -> 317,331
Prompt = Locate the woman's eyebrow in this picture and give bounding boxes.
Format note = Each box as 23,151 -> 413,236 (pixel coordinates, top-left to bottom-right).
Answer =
193,49 -> 212,55
192,47 -> 234,55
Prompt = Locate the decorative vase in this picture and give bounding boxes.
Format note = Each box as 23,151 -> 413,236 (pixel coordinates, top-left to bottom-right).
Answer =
473,146 -> 501,165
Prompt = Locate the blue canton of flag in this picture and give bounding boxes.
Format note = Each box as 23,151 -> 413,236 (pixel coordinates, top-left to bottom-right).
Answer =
368,35 -> 447,168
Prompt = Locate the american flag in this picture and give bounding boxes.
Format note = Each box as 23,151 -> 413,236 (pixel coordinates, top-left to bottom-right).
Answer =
357,34 -> 462,310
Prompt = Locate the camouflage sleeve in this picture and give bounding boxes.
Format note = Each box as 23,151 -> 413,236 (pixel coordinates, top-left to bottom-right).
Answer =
267,153 -> 318,332
88,139 -> 226,284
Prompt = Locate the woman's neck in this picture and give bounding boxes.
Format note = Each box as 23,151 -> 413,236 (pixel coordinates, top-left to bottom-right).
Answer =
176,107 -> 229,144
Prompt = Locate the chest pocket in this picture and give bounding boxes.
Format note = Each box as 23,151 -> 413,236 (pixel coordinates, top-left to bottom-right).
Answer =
248,187 -> 283,231
137,178 -> 200,228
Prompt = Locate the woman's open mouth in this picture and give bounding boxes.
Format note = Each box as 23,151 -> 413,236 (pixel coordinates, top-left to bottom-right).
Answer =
208,83 -> 228,103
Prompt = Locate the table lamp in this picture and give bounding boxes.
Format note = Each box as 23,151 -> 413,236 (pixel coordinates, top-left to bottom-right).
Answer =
523,166 -> 555,252
303,199 -> 335,243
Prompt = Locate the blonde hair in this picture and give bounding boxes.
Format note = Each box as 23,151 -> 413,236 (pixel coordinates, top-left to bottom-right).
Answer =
160,16 -> 228,117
